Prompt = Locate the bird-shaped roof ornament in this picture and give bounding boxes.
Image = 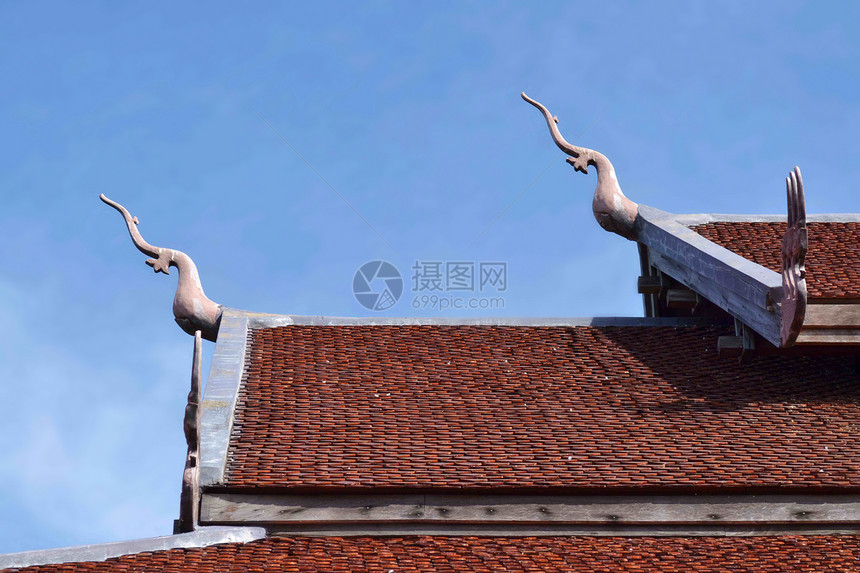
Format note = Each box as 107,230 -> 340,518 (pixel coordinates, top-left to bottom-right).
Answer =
100,194 -> 222,341
521,92 -> 639,239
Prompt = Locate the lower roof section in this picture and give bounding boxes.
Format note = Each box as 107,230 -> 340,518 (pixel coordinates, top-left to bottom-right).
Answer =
221,322 -> 860,491
4,535 -> 859,572
0,527 -> 265,571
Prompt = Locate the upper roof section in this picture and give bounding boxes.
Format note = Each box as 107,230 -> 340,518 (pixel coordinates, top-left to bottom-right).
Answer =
96,94 -> 860,351
692,220 -> 860,300
523,94 -> 860,350
203,312 -> 860,493
634,209 -> 860,349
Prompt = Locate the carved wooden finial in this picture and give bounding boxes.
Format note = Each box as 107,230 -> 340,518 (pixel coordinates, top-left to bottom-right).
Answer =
521,92 -> 639,239
100,195 -> 222,341
780,166 -> 808,347
178,330 -> 203,532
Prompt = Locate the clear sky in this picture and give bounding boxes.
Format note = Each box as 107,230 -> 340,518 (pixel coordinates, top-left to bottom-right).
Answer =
1,0 -> 859,553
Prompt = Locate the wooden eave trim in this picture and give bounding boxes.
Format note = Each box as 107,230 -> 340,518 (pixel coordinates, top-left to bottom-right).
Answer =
199,308 -> 249,487
200,492 -> 860,537
635,206 -> 783,346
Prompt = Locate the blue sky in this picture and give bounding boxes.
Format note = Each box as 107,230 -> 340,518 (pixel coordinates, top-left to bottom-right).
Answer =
1,0 -> 859,553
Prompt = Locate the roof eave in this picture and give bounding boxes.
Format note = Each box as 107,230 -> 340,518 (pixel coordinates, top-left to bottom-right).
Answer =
0,527 -> 265,570
636,205 -> 784,346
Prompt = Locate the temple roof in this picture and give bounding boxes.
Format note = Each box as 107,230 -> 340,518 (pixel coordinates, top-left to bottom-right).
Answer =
222,322 -> 859,491
5,99 -> 860,573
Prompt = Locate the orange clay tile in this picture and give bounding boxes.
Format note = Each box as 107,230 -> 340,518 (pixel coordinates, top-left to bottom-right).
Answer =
693,222 -> 860,299
8,535 -> 860,573
223,325 -> 860,490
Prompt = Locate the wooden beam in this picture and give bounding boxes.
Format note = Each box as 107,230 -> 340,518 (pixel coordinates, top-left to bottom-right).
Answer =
648,250 -> 781,344
717,336 -> 743,357
636,207 -> 783,346
200,493 -> 860,527
666,289 -> 698,309
637,207 -> 782,309
796,329 -> 860,345
264,523 -> 860,537
637,243 -> 657,318
637,275 -> 663,295
805,304 -> 860,328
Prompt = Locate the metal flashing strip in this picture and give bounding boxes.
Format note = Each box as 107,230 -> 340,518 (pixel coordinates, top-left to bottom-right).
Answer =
675,212 -> 860,226
245,315 -> 720,329
201,493 -> 860,537
0,527 -> 266,570
199,308 -> 249,487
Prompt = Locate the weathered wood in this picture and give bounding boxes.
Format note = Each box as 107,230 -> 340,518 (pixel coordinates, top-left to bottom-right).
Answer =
648,249 -> 782,345
637,206 -> 783,346
199,310 -> 249,487
779,166 -> 807,347
796,329 -> 860,345
637,207 -> 782,307
266,523 -> 860,537
637,243 -> 659,317
200,493 -> 860,526
805,304 -> 860,328
666,289 -> 697,309
178,330 -> 203,533
246,315 -> 718,328
717,336 -> 743,357
637,276 -> 663,295
200,494 -> 425,523
522,93 -> 638,239
733,319 -> 757,363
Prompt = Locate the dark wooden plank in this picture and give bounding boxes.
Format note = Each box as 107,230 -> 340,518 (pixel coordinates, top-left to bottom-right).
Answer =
717,336 -> 743,358
648,250 -> 781,345
666,289 -> 698,308
637,275 -> 663,295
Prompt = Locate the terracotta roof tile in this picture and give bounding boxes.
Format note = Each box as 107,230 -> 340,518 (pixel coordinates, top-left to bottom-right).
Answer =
224,325 -> 860,490
7,536 -> 860,572
692,221 -> 860,299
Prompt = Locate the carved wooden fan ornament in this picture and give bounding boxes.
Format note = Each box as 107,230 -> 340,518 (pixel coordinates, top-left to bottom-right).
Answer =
780,166 -> 808,347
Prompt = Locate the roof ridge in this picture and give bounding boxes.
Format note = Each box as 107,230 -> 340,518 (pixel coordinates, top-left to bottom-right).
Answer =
239,313 -> 724,329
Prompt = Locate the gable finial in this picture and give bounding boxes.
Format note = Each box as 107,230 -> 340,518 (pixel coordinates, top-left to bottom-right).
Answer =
522,93 -> 639,239
100,194 -> 222,341
780,166 -> 808,347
